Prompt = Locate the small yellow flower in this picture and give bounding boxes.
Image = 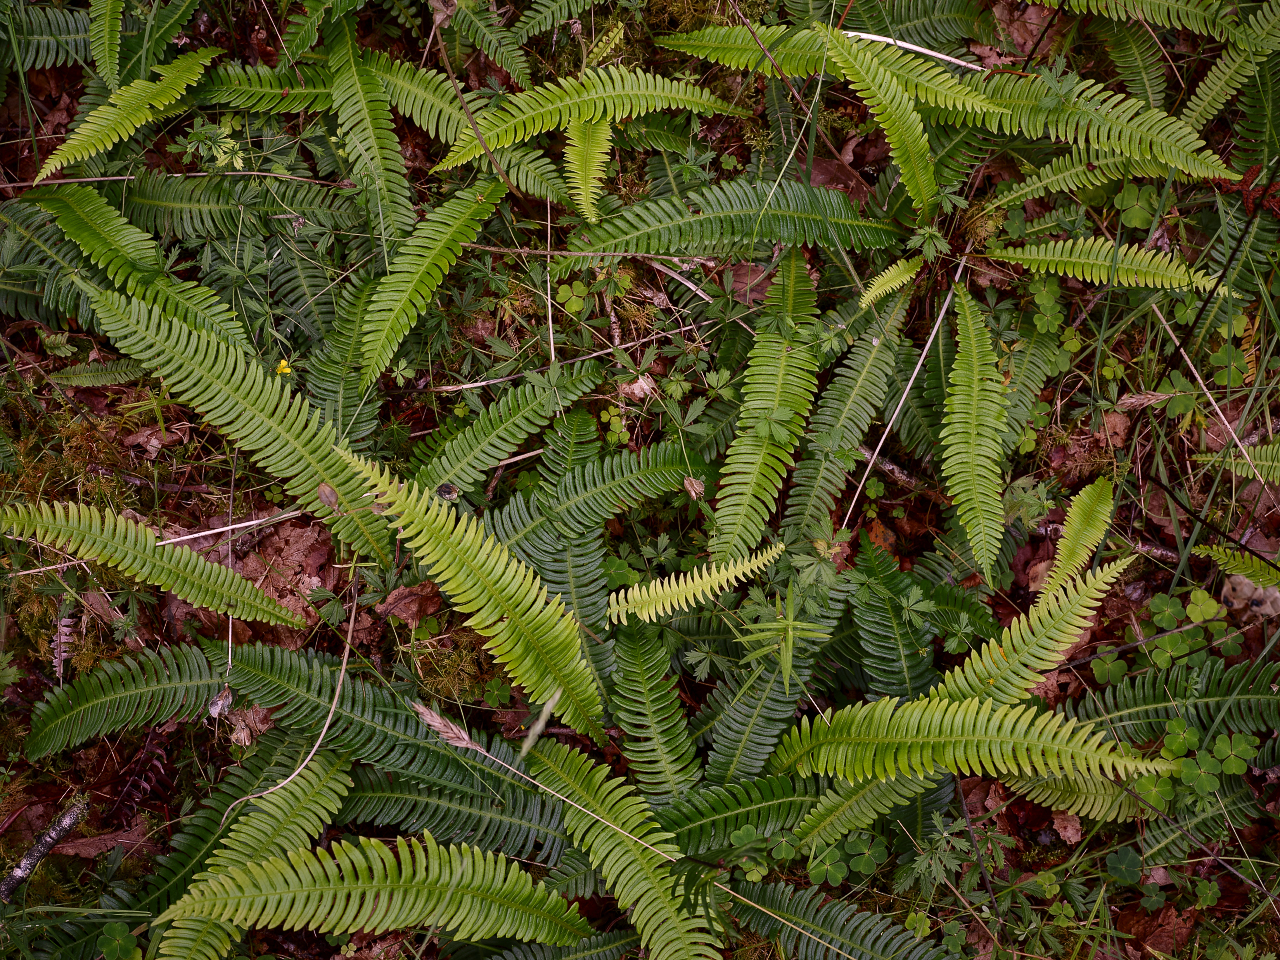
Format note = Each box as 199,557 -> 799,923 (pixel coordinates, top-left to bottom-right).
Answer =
276,359 -> 293,375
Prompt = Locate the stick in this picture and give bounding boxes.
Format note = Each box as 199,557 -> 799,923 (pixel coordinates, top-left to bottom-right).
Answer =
0,795 -> 90,903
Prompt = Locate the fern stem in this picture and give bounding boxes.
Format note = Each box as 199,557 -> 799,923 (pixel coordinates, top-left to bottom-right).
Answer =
842,249 -> 970,527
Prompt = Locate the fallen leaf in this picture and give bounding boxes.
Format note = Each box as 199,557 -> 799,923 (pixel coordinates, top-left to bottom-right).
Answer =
1052,811 -> 1083,844
53,817 -> 158,859
375,582 -> 443,627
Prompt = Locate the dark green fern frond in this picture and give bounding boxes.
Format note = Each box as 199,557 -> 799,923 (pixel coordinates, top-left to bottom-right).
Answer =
25,643 -> 219,759
545,443 -> 691,535
304,277 -> 382,448
49,359 -> 145,387
1141,778 -> 1258,864
36,48 -> 220,183
156,834 -> 592,944
120,170 -> 249,239
89,0 -> 123,90
361,180 -> 507,389
486,933 -> 644,960
1235,54 -> 1280,168
512,0 -> 596,42
412,363 -> 601,494
655,776 -> 819,856
3,501 -> 304,626
613,624 -> 703,805
1097,20 -> 1167,110
540,409 -> 603,481
1054,0 -> 1226,38
1,4 -> 91,72
453,4 -> 531,88
771,696 -> 1173,782
367,51 -> 479,142
732,881 -> 951,960
338,765 -> 568,862
439,67 -> 746,168
931,560 -> 1132,705
1179,0 -> 1280,131
327,16 -> 417,254
783,291 -> 908,534
995,147 -> 1170,210
90,291 -> 392,563
529,741 -> 721,960
791,775 -> 940,848
939,287 -> 1008,582
572,180 -> 898,262
343,453 -> 609,744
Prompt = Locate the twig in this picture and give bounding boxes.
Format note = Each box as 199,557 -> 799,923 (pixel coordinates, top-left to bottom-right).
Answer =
460,242 -> 691,262
858,445 -> 952,506
435,32 -> 518,196
642,258 -> 714,303
219,559 -> 359,828
0,795 -> 90,903
844,32 -> 983,70
955,781 -> 1002,933
843,250 -> 970,528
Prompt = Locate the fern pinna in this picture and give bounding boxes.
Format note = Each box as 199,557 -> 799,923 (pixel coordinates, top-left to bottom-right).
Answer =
2,0 -> 1271,957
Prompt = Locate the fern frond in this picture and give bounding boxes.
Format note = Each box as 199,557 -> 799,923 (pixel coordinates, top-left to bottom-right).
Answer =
206,640 -> 526,793
1066,659 -> 1280,743
994,147 -> 1169,211
120,170 -> 245,238
366,51 -> 478,142
931,560 -> 1132,705
89,0 -> 124,89
488,933 -> 643,960
1181,1 -> 1280,130
771,696 -> 1172,782
3,502 -> 304,626
453,4 -> 531,88
545,443 -> 692,536
412,363 -> 601,493
25,643 -> 218,759
492,145 -> 572,202
194,63 -> 334,113
156,834 -> 591,943
327,17 -> 417,253
710,329 -> 818,560
613,625 -> 703,804
305,277 -> 381,448
733,881 -> 951,960
859,258 -> 921,310
1236,54 -> 1280,168
361,180 -> 507,389
783,292 -> 908,534
573,179 -> 898,261
814,27 -> 936,214
339,765 -> 568,862
1097,20 -> 1166,111
512,0 -> 596,42
564,118 -> 612,223
939,287 -> 1008,582
158,750 -> 354,960
529,741 -> 721,960
655,776 -> 819,856
930,71 -> 1234,180
609,543 -> 785,624
342,453 -> 609,743
1141,778 -> 1258,864
90,291 -> 392,564
1003,773 -> 1140,821
438,67 -> 745,168
1,5 -> 92,72
49,359 -> 145,387
988,237 -> 1220,291
1039,478 -> 1113,596
36,48 -> 219,183
1054,0 -> 1226,38
792,775 -> 940,847
1193,545 -> 1280,587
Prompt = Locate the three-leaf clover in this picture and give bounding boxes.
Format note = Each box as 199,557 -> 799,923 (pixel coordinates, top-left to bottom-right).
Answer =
97,923 -> 139,960
1186,588 -> 1223,622
1135,773 -> 1175,812
1105,846 -> 1144,885
1113,182 -> 1159,229
1149,594 -> 1185,631
807,842 -> 849,886
903,911 -> 931,939
1140,882 -> 1167,912
1092,647 -> 1127,685
1181,754 -> 1221,796
1212,733 -> 1259,776
556,281 -> 588,313
844,833 -> 888,875
1161,719 -> 1200,758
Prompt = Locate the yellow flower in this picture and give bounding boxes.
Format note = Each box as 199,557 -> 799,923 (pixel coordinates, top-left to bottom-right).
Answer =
276,359 -> 292,375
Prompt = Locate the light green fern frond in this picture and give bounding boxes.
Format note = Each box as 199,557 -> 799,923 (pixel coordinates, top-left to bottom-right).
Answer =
1003,773 -> 1141,821
995,147 -> 1169,210
1039,478 -> 1113,597
564,118 -> 612,223
2,501 -> 304,626
1193,545 -> 1280,588
36,48 -> 220,183
89,0 -> 123,90
988,236 -> 1220,291
930,559 -> 1133,704
1053,0 -> 1226,38
156,834 -> 591,944
342,452 -> 608,743
791,775 -> 940,848
360,180 -> 506,389
859,257 -> 922,310
940,287 -> 1008,582
453,4 -> 531,88
609,543 -> 785,624
1097,20 -> 1167,110
771,696 -> 1173,782
1180,0 -> 1280,130
439,67 -> 745,168
89,291 -> 392,564
366,51 -> 478,143
530,741 -> 721,960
